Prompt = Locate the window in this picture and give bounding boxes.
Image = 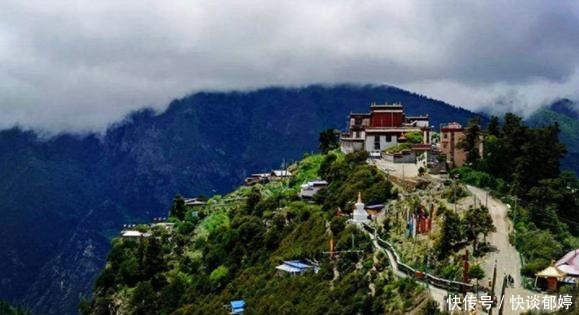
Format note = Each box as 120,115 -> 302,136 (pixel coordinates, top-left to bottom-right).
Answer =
386,134 -> 392,142
374,136 -> 380,150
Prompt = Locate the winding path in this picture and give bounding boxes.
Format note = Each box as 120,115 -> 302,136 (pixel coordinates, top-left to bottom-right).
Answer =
467,185 -> 543,315
364,226 -> 450,308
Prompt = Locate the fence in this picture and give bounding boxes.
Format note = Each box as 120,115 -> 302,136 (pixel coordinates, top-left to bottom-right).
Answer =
363,224 -> 476,293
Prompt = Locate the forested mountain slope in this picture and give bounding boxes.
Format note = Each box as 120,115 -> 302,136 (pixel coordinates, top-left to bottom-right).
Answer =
527,99 -> 579,175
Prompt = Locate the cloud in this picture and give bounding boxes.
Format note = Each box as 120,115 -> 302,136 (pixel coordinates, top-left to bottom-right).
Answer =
0,0 -> 578,132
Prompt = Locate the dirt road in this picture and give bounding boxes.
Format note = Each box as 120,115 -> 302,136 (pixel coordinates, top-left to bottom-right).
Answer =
467,185 -> 543,315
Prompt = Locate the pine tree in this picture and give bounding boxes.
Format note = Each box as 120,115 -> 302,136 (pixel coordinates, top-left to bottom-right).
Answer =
143,237 -> 165,279
487,115 -> 500,137
501,113 -> 528,180
170,195 -> 186,221
436,210 -> 463,258
319,128 -> 340,153
513,124 -> 566,196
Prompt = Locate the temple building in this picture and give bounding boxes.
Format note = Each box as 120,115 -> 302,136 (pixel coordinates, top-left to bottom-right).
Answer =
340,102 -> 432,154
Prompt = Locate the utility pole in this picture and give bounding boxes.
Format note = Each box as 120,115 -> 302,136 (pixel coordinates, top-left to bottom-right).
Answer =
453,175 -> 458,212
513,196 -> 518,245
425,253 -> 430,289
485,187 -> 489,208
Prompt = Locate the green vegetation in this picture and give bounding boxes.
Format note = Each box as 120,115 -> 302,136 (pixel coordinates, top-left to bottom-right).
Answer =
436,209 -> 464,259
458,116 -> 482,165
441,181 -> 468,203
318,128 -> 340,154
456,113 -> 579,278
82,149 -> 426,315
464,206 -> 496,254
405,131 -> 423,144
418,300 -> 448,315
0,300 -> 28,315
468,264 -> 485,280
315,151 -> 396,211
384,143 -> 411,153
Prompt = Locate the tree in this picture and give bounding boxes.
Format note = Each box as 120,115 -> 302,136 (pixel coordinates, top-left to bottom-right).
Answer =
459,117 -> 482,165
469,264 -> 485,280
170,195 -> 187,221
464,206 -> 495,254
419,299 -> 446,315
487,115 -> 500,137
319,128 -> 340,153
501,113 -> 528,180
514,125 -> 566,196
209,265 -> 229,289
131,281 -> 157,315
160,274 -> 188,314
245,187 -> 261,215
479,135 -> 507,178
406,131 -> 423,144
436,210 -> 464,258
143,237 -> 165,280
469,264 -> 485,293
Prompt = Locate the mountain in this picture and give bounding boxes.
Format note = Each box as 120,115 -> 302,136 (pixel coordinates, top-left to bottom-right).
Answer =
0,84 -> 484,315
527,99 -> 579,175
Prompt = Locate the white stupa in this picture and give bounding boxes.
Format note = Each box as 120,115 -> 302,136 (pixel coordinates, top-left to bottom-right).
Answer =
352,192 -> 370,224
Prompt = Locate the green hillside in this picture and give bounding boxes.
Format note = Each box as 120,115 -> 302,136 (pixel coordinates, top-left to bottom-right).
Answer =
82,151 -> 435,315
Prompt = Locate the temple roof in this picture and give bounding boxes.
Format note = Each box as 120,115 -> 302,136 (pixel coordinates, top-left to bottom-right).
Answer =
536,265 -> 566,278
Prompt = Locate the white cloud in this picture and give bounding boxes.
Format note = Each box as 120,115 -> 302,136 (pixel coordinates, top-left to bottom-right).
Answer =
0,0 -> 578,131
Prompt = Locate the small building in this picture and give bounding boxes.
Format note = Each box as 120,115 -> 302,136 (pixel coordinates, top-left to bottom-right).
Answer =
275,260 -> 320,275
270,170 -> 292,180
298,180 -> 328,198
230,300 -> 245,315
439,122 -> 483,168
184,198 -> 207,207
535,265 -> 567,292
365,204 -> 385,216
439,122 -> 466,167
121,230 -> 151,238
340,103 -> 431,154
244,173 -> 270,186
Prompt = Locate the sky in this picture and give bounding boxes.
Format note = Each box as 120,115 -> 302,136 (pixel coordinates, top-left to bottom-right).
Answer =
1,0 -> 578,132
